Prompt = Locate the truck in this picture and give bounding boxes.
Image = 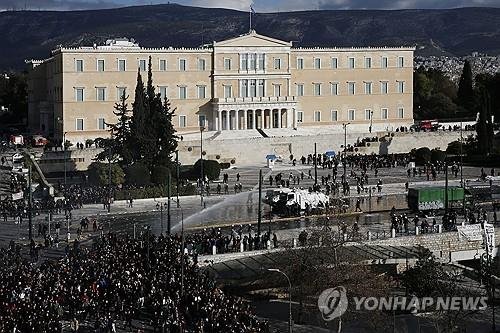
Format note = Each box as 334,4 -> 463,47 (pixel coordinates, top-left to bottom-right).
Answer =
408,187 -> 464,211
264,188 -> 329,216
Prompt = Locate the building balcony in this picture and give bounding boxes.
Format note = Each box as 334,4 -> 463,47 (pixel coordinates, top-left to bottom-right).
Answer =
213,95 -> 297,105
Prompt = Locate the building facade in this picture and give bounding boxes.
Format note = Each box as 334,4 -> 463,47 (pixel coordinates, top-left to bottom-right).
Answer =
27,31 -> 415,143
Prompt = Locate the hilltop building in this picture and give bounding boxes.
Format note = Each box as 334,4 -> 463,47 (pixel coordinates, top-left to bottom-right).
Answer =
27,31 -> 414,144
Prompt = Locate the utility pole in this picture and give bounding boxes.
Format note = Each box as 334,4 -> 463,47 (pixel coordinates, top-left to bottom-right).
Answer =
314,142 -> 318,186
200,126 -> 204,207
175,150 -> 180,208
167,171 -> 171,235
108,144 -> 111,213
257,169 -> 262,237
28,163 -> 33,241
444,162 -> 449,214
342,123 -> 350,180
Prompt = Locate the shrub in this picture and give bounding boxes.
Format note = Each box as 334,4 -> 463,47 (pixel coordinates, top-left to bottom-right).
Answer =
193,159 -> 221,181
151,165 -> 171,185
125,163 -> 150,186
413,147 -> 432,165
431,149 -> 446,163
88,162 -> 124,186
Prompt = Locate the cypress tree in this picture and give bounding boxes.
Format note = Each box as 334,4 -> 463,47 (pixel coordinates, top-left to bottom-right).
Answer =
457,60 -> 474,113
476,88 -> 494,156
130,69 -> 148,161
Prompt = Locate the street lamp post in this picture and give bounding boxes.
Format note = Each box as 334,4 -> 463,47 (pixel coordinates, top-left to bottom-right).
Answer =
200,125 -> 205,207
369,110 -> 373,133
63,131 -> 68,200
342,123 -> 350,181
268,268 -> 292,333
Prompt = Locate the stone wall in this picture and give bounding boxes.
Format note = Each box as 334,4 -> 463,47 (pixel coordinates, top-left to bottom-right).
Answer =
178,130 -> 473,165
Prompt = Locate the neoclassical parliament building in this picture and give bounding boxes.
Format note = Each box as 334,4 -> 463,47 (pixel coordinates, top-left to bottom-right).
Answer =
27,30 -> 415,143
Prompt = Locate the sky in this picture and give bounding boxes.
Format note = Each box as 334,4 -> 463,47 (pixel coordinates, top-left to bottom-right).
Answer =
1,0 -> 500,11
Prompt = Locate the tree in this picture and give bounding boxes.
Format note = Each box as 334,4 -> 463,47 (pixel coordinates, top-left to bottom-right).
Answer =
412,147 -> 432,165
146,56 -> 178,171
476,87 -> 494,156
431,148 -> 446,163
457,60 -> 474,114
88,162 -> 125,186
193,159 -> 220,181
95,92 -> 132,164
125,162 -> 150,186
129,69 -> 149,163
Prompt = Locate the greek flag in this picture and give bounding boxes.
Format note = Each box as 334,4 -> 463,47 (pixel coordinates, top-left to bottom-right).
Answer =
250,6 -> 256,14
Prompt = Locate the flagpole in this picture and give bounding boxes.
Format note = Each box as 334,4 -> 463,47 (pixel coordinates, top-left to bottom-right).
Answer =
249,6 -> 252,32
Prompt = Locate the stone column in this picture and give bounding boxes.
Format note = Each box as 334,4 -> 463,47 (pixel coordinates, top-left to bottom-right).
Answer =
277,109 -> 282,128
226,110 -> 230,130
218,110 -> 222,131
244,110 -> 248,130
235,110 -> 239,130
284,108 -> 289,128
292,108 -> 297,128
252,110 -> 257,129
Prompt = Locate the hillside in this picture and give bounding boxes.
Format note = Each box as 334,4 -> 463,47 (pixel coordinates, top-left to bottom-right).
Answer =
1,4 -> 500,70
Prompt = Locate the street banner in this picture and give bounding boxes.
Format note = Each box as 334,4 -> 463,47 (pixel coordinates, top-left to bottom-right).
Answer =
457,224 -> 483,241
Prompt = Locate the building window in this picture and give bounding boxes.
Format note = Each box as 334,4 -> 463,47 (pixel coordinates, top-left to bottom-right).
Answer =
75,88 -> 84,102
98,118 -> 106,130
297,58 -> 304,69
381,56 -> 388,68
257,79 -> 264,97
331,83 -> 339,96
159,86 -> 167,100
224,85 -> 232,98
348,82 -> 355,95
258,54 -> 265,69
365,57 -> 372,68
199,115 -> 206,127
331,110 -> 338,121
314,111 -> 321,122
97,59 -> 105,72
96,87 -> 106,101
398,56 -> 404,68
198,58 -> 206,71
224,58 -> 231,70
398,81 -> 405,93
159,59 -> 167,71
179,115 -> 187,128
76,118 -> 84,131
313,83 -> 322,96
365,109 -> 372,120
348,109 -> 355,121
274,58 -> 281,70
296,84 -> 304,96
240,54 -> 248,70
348,57 -> 355,69
297,111 -> 304,123
381,81 -> 388,94
314,58 -> 321,69
139,59 -> 147,71
249,79 -> 256,97
240,80 -> 248,98
197,85 -> 206,99
117,87 -> 126,100
273,84 -> 281,97
364,82 -> 372,95
179,59 -> 186,71
75,59 -> 84,72
179,86 -> 187,99
118,59 -> 126,71
381,108 -> 388,119
331,57 -> 338,69
398,107 -> 404,119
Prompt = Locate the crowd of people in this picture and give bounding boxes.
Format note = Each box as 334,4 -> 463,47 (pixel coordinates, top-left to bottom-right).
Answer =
0,233 -> 268,332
